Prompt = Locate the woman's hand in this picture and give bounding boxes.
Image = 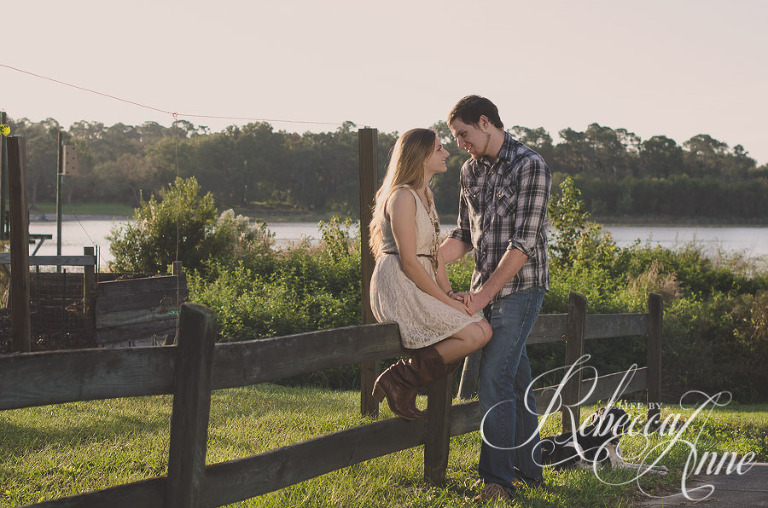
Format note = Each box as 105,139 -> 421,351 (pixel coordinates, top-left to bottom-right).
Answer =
452,291 -> 474,305
447,297 -> 472,316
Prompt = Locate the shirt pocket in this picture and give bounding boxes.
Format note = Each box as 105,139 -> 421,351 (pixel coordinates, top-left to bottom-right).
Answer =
495,178 -> 517,218
466,184 -> 484,213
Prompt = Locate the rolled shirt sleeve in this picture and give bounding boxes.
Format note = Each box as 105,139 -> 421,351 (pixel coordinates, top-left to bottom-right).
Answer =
508,155 -> 550,258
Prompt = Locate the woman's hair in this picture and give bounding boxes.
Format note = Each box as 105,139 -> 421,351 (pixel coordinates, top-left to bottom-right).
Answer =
369,128 -> 437,257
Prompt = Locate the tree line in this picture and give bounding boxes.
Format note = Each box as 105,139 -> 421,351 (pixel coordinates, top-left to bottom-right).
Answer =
6,116 -> 768,221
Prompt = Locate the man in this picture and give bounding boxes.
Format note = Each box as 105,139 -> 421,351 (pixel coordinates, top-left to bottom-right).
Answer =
440,95 -> 551,503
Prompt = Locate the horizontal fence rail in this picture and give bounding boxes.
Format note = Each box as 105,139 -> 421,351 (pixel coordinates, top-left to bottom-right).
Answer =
0,253 -> 96,266
0,292 -> 663,508
0,313 -> 651,411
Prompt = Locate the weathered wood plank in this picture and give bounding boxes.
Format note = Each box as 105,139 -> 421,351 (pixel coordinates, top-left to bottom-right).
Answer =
96,307 -> 180,329
201,416 -> 425,507
585,314 -> 647,339
211,322 -> 404,389
7,137 -> 31,353
95,276 -> 187,313
359,128 -> 380,418
22,477 -> 165,508
424,373 -> 453,485
563,292 -> 586,433
97,275 -> 183,297
1,323 -> 402,409
580,368 -> 648,407
647,293 -> 663,425
0,347 -> 176,410
95,322 -> 177,345
83,247 -> 96,342
95,286 -> 189,313
0,253 -> 97,266
166,304 -> 217,508
449,400 -> 484,436
527,314 -> 568,344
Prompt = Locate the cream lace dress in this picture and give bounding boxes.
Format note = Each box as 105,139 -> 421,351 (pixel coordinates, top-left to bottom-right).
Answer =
370,188 -> 482,349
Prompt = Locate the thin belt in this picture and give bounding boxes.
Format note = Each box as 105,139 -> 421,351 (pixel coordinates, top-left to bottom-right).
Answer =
382,251 -> 437,273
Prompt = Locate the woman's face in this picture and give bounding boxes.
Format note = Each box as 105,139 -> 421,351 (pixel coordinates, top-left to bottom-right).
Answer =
423,136 -> 450,177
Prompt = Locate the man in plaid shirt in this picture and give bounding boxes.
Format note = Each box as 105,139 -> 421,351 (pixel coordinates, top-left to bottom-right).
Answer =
440,95 -> 551,503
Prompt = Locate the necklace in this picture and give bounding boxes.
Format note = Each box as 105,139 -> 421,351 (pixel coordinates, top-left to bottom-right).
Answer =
422,188 -> 440,274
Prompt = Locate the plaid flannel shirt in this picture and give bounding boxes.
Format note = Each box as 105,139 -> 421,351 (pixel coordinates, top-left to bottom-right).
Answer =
449,132 -> 551,301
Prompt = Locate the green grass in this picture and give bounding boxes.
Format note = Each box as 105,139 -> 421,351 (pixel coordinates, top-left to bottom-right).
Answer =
1,386 -> 766,507
30,202 -> 135,218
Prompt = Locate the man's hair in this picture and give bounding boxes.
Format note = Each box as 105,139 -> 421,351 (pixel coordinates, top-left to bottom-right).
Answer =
447,95 -> 504,129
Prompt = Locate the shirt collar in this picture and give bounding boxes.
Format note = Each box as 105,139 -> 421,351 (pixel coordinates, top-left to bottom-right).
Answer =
496,131 -> 516,162
477,132 -> 516,171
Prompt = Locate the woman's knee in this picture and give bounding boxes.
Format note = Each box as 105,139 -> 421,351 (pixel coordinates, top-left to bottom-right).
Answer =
475,320 -> 493,349
478,319 -> 493,347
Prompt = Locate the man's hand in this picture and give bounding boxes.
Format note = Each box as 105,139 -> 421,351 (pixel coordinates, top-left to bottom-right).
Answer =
465,290 -> 492,315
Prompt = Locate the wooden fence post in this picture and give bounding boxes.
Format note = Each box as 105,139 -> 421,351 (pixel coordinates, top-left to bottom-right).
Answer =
647,293 -> 663,428
83,246 -> 96,341
457,350 -> 481,399
562,291 -> 586,434
55,131 -> 64,273
165,303 -> 217,508
358,128 -> 379,417
0,110 -> 8,240
7,136 -> 31,353
424,373 -> 453,485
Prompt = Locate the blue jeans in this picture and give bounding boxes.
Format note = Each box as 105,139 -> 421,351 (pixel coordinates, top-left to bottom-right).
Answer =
478,287 -> 545,493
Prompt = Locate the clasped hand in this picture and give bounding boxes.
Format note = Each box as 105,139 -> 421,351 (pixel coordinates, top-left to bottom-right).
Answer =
450,291 -> 489,316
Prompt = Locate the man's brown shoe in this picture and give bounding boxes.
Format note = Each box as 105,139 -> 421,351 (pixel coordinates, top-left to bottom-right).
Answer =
472,482 -> 511,503
512,476 -> 543,490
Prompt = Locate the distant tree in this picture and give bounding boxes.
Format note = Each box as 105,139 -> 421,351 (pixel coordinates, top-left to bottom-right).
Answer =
555,127 -> 591,175
8,117 -> 60,206
509,126 -> 555,164
639,135 -> 684,178
683,134 -> 729,178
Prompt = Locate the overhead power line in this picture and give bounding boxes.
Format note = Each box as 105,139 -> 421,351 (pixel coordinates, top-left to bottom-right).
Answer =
1,62 -> 347,128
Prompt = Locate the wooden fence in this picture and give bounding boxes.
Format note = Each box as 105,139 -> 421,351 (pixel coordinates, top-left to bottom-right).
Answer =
94,263 -> 188,348
0,292 -> 662,508
1,249 -> 187,350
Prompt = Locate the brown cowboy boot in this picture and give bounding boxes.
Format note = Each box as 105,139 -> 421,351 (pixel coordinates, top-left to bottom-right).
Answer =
410,345 -> 462,383
372,346 -> 461,420
372,359 -> 423,420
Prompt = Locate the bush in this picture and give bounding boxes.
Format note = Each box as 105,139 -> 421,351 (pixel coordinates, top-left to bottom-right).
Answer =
109,177 -> 273,273
187,218 -> 363,388
542,177 -> 768,402
662,291 -> 768,403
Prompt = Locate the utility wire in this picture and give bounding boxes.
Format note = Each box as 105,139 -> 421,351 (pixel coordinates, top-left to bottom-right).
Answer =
1,62 -> 348,127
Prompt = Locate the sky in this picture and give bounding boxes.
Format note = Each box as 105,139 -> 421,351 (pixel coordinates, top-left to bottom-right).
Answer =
3,0 -> 767,165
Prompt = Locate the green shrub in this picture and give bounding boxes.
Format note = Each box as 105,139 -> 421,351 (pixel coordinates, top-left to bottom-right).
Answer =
187,218 -> 363,388
108,177 -> 273,273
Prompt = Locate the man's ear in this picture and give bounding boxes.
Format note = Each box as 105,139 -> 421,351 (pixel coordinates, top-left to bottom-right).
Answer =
478,115 -> 490,131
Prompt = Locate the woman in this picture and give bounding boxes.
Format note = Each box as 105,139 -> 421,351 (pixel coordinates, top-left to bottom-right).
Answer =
369,128 -> 492,420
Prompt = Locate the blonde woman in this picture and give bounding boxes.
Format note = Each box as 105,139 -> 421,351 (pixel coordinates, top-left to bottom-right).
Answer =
369,128 -> 492,420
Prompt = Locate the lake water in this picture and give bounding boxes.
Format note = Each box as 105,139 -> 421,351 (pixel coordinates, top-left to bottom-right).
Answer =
27,219 -> 768,268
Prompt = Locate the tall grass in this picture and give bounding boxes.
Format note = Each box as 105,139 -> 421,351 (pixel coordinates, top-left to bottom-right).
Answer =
2,384 -> 766,507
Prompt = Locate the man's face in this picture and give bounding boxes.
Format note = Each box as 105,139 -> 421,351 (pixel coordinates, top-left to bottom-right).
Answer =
449,117 -> 492,160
